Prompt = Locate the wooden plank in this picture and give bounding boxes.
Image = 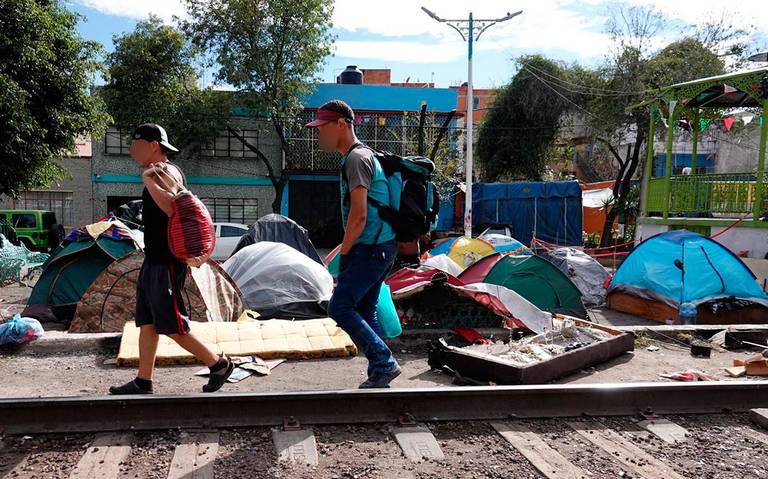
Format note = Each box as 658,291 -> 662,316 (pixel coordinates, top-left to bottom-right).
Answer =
567,421 -> 685,479
167,431 -> 219,479
741,427 -> 768,447
750,408 -> 768,430
272,429 -> 319,466
69,433 -> 132,479
638,419 -> 689,444
491,422 -> 588,479
392,426 -> 444,462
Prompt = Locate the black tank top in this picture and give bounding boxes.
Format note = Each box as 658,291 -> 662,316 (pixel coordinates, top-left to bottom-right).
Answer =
143,162 -> 186,263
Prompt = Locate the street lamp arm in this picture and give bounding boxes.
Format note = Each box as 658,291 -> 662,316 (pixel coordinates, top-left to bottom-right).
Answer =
475,22 -> 498,41
446,22 -> 467,41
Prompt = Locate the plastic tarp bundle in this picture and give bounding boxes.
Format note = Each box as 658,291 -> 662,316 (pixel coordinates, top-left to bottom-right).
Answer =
232,214 -> 322,263
224,242 -> 333,319
472,182 -> 582,246
541,247 -> 609,307
609,230 -> 768,308
385,267 -> 553,333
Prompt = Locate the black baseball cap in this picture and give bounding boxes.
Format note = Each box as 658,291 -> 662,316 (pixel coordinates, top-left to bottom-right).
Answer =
132,123 -> 179,153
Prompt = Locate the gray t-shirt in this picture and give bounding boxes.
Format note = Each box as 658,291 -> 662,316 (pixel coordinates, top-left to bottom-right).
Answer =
344,147 -> 374,191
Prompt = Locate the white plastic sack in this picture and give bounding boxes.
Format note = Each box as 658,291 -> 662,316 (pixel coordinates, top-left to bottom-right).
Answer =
422,254 -> 465,277
223,242 -> 333,312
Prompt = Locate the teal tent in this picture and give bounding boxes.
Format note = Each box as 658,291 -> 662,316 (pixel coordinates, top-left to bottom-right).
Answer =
608,230 -> 768,308
25,236 -> 136,324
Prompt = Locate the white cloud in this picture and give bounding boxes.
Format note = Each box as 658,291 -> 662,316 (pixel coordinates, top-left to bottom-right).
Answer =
71,0 -> 185,22
73,0 -> 767,64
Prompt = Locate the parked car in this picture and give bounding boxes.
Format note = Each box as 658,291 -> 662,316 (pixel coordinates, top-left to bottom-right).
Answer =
0,210 -> 65,252
211,223 -> 249,261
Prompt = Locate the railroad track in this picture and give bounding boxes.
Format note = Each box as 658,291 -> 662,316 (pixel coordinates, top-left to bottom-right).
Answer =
1,382 -> 768,478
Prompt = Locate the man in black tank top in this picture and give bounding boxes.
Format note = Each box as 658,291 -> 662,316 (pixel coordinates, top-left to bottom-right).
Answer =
109,124 -> 233,395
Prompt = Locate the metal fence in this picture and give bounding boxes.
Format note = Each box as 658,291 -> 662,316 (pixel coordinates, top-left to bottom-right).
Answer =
287,111 -> 458,171
647,173 -> 759,216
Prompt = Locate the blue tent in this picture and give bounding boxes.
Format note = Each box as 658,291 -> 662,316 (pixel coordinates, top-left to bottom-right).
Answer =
609,230 -> 768,308
472,182 -> 582,247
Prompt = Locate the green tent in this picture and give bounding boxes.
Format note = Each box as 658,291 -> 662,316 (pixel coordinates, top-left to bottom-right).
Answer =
26,236 -> 136,324
459,253 -> 587,318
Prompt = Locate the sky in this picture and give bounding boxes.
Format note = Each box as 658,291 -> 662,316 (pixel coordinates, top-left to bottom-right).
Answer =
68,0 -> 768,89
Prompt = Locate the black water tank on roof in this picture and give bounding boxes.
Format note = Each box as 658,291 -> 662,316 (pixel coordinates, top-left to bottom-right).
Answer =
338,65 -> 363,85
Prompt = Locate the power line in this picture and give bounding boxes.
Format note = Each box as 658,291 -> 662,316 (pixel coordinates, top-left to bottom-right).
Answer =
520,61 -> 654,96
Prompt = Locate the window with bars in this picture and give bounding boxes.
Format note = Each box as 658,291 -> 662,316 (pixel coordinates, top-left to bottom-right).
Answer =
201,129 -> 260,158
12,191 -> 73,226
104,127 -> 132,155
200,198 -> 259,224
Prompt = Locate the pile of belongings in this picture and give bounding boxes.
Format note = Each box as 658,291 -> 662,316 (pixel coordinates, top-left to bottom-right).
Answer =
460,319 -> 613,366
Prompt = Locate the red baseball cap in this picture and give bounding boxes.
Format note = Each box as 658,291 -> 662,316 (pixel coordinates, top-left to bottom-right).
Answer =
305,100 -> 355,128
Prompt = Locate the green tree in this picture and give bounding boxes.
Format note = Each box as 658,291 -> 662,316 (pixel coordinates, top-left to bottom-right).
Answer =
101,15 -> 230,155
476,55 -> 576,181
180,0 -> 335,212
0,0 -> 108,198
583,6 -> 725,246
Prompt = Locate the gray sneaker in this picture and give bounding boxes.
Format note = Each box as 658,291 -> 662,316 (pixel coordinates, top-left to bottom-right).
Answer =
359,365 -> 402,389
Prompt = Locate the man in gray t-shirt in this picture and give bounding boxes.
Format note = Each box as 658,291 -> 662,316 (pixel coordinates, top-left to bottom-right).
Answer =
306,100 -> 400,389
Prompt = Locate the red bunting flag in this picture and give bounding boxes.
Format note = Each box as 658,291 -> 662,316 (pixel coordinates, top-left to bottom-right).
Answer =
723,117 -> 735,131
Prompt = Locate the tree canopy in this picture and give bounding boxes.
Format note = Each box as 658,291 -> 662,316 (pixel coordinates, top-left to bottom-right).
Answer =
0,0 -> 108,198
180,0 -> 335,211
101,15 -> 230,154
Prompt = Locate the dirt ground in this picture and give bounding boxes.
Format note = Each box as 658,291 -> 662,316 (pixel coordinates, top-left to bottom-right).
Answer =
0,336 -> 765,398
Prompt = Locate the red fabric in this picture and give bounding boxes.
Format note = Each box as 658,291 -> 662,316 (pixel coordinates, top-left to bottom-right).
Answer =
167,192 -> 216,264
457,253 -> 502,284
386,267 -> 464,294
451,327 -> 491,345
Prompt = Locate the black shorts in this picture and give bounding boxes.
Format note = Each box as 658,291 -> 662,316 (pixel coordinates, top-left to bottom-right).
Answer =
135,260 -> 190,335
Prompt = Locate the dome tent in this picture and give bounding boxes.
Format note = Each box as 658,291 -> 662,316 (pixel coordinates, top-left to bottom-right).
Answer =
24,228 -> 136,324
224,242 -> 333,319
70,251 -> 244,333
459,253 -> 587,318
231,214 -> 322,263
539,247 -> 610,307
608,230 -> 768,323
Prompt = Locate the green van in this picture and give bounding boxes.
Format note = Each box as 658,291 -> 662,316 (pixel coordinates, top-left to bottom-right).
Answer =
0,210 -> 65,251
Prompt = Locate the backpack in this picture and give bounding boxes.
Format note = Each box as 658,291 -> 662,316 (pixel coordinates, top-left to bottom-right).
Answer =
348,144 -> 437,242
152,164 -> 216,266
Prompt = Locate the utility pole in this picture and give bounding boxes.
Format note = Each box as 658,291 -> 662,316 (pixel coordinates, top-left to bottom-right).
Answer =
422,7 -> 522,237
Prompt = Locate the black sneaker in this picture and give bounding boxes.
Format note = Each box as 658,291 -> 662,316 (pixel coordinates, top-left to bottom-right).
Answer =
359,365 -> 402,389
109,379 -> 153,395
203,355 -> 234,393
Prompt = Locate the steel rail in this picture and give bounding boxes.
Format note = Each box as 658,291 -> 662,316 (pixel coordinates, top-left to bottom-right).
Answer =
1,381 -> 767,434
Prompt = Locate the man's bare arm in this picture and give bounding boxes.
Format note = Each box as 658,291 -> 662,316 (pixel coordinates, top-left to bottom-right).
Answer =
341,186 -> 367,255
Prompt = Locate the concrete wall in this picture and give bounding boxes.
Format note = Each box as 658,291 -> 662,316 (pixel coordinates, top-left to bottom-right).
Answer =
0,156 -> 94,229
91,118 -> 282,222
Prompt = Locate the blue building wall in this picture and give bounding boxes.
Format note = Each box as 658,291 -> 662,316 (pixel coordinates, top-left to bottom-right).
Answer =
302,83 -> 458,113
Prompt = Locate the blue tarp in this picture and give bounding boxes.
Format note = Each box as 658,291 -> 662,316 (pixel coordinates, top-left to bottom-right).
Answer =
472,182 -> 582,247
434,198 -> 455,232
609,230 -> 768,308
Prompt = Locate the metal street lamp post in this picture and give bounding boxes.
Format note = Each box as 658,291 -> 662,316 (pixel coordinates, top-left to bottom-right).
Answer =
422,7 -> 522,237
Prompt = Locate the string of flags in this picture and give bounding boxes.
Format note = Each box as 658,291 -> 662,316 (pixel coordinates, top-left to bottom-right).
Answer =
657,111 -> 763,131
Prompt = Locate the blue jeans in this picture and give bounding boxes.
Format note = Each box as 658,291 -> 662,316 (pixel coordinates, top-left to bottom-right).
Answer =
328,241 -> 398,376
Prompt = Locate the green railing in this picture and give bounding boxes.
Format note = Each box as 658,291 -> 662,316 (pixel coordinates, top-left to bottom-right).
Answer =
646,173 -> 757,216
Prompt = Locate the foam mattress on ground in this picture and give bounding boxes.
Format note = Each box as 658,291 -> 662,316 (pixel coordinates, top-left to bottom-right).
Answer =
116,319 -> 357,366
